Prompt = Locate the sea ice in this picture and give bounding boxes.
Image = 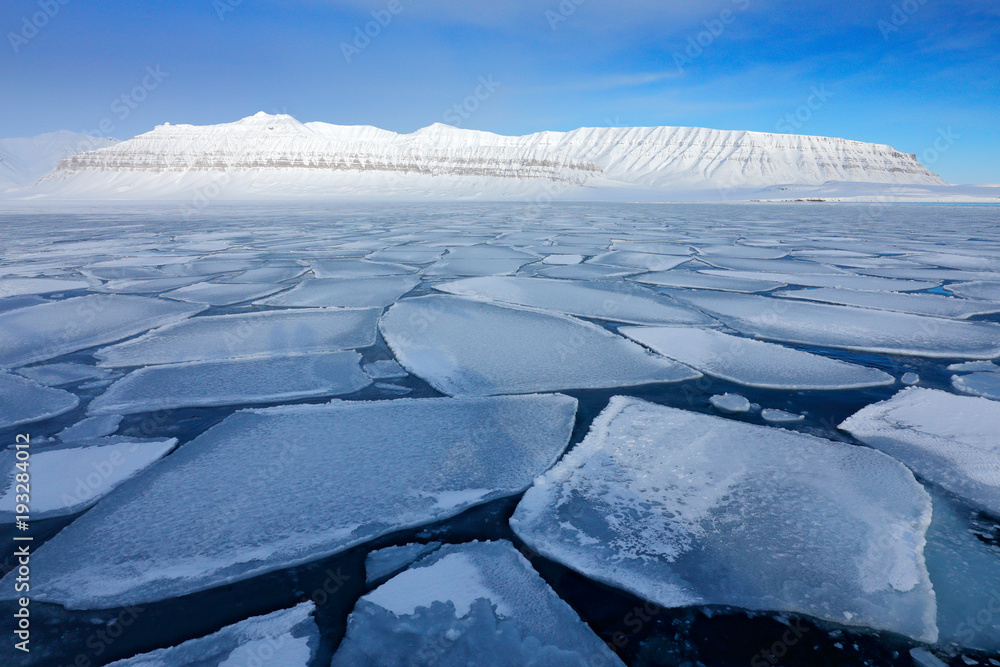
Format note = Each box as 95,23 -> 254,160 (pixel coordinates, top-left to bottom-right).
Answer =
0,437 -> 176,522
0,295 -> 206,368
16,362 -> 114,386
425,258 -> 533,277
7,394 -> 577,607
947,361 -> 999,372
840,388 -> 1000,516
621,326 -> 894,389
367,246 -> 446,264
902,372 -> 920,386
669,291 -> 1000,359
761,408 -> 804,423
589,251 -> 691,271
541,254 -> 584,265
255,276 -> 419,308
630,271 -> 786,293
511,397 -> 938,642
435,277 -> 716,326
951,372 -> 1000,400
535,264 -> 640,280
95,308 -> 381,367
380,295 -> 699,396
0,373 -> 79,429
0,277 -> 91,297
57,414 -> 123,440
709,393 -> 750,413
88,352 -> 371,414
106,602 -> 319,667
161,281 -> 285,306
774,287 -> 1000,319
362,359 -> 407,379
310,258 -> 418,278
94,276 -> 206,294
333,541 -> 624,667
216,265 -> 308,284
943,281 -> 1000,301
365,542 -> 442,584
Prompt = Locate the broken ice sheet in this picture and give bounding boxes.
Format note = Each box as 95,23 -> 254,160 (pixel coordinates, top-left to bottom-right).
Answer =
88,352 -> 372,414
435,276 -> 716,326
362,359 -> 407,379
365,542 -> 442,584
380,295 -> 699,397
16,362 -> 114,386
0,295 -> 206,368
310,258 -> 418,278
511,396 -> 938,642
709,393 -> 750,414
0,437 -> 176,522
57,414 -> 123,440
161,281 -> 286,306
107,602 -> 319,667
333,541 -> 624,667
621,326 -> 894,390
840,388 -> 1000,516
95,308 -> 380,367
629,270 -> 786,293
589,251 -> 691,271
774,287 -> 1000,320
6,394 -> 577,608
0,277 -> 92,297
943,280 -> 1000,301
0,373 -> 79,429
256,276 -> 419,308
699,269 -> 939,292
669,290 -> 1000,359
951,372 -> 1000,400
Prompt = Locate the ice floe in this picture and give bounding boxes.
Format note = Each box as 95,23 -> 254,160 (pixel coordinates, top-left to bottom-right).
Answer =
761,408 -> 804,423
621,326 -> 894,390
951,372 -> 1000,400
902,372 -> 921,386
380,295 -> 699,396
0,373 -> 79,429
256,276 -> 419,308
161,281 -> 285,306
699,269 -> 938,292
57,414 -> 123,440
589,251 -> 691,271
840,388 -> 1000,516
16,362 -> 114,386
333,541 -> 624,667
96,308 -> 380,367
0,277 -> 91,297
630,271 -> 785,293
8,395 -> 577,607
774,287 -> 1000,319
365,542 -> 441,584
362,359 -> 407,379
310,258 -> 418,278
709,393 -> 750,413
512,396 -> 938,642
943,281 -> 1000,301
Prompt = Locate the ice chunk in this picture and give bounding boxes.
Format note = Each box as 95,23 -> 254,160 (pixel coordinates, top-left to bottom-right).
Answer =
541,254 -> 584,265
16,362 -> 114,386
88,352 -> 372,414
669,291 -> 1000,359
363,359 -> 407,379
216,266 -> 308,283
0,295 -> 206,368
106,602 -> 319,667
375,382 -> 411,394
590,251 -> 691,271
0,438 -> 176,522
700,269 -> 938,292
512,397 -> 938,642
621,326 -> 894,390
58,414 -> 123,440
630,271 -> 785,293
710,393 -> 750,414
367,247 -> 446,264
951,372 -> 1000,400
436,277 -> 716,326
333,541 -> 624,667
96,308 -> 380,367
0,277 -> 91,297
8,394 -> 577,608
161,282 -> 285,306
761,408 -> 804,423
0,373 -> 79,429
840,388 -> 1000,516
0,295 -> 46,313
381,295 -> 699,397
947,361 -> 999,373
365,542 -> 441,584
697,245 -> 786,259
910,648 -> 948,667
535,263 -> 640,280
310,259 -> 417,278
774,287 -> 1000,319
256,276 -> 419,308
943,280 -> 1000,301
902,372 -> 920,386
94,276 -> 206,294
425,258 -> 532,277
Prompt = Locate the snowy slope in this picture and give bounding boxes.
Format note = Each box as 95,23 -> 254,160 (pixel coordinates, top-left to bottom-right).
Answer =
10,112 -> 958,200
0,131 -> 117,193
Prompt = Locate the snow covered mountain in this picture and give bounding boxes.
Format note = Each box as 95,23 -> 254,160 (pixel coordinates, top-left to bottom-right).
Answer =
0,131 -> 118,193
11,112 -> 952,200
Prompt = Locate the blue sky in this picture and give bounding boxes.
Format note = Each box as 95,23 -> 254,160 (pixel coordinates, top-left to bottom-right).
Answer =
1,0 -> 997,183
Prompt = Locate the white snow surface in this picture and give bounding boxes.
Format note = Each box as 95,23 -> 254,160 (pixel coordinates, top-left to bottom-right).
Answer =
511,397 -> 938,642
4,395 -> 577,608
840,388 -> 1000,516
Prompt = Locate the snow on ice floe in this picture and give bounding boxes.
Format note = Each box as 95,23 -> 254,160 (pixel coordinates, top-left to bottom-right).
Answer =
7,395 -> 577,608
365,542 -> 442,584
669,291 -> 1000,359
333,541 -> 624,667
57,414 -> 123,440
511,396 -> 938,642
840,388 -> 1000,516
107,602 -> 319,667
435,277 -> 716,326
88,352 -> 372,414
589,251 -> 691,271
380,295 -> 699,397
255,276 -> 420,308
0,437 -> 176,522
943,280 -> 1000,301
947,360 -> 999,373
95,308 -> 381,367
16,362 -> 114,386
950,372 -> 1000,401
161,281 -> 286,306
774,287 -> 1000,319
621,326 -> 894,390
699,269 -> 939,292
0,295 -> 206,368
0,277 -> 92,297
0,373 -> 79,429
709,393 -> 750,414
630,270 -> 785,293
310,258 -> 418,278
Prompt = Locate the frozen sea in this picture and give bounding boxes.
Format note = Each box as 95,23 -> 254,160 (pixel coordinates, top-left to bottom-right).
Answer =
0,202 -> 998,666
